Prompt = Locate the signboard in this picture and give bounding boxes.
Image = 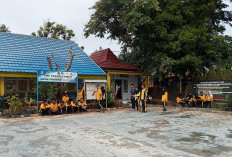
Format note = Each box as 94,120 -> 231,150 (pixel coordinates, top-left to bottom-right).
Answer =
84,80 -> 107,100
195,81 -> 232,100
37,70 -> 78,83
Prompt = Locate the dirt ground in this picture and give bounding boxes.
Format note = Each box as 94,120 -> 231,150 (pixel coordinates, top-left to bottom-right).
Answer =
0,107 -> 232,157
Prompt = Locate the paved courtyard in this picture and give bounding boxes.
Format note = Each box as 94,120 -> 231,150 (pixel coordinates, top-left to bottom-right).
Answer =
0,107 -> 232,157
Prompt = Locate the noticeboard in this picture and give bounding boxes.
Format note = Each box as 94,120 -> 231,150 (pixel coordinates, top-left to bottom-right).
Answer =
195,81 -> 232,98
37,70 -> 78,83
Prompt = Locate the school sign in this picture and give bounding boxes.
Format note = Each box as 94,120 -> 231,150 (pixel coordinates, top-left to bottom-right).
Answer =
37,70 -> 78,83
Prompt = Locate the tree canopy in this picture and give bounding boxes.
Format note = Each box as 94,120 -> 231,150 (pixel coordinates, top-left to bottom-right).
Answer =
0,24 -> 10,32
85,0 -> 232,81
32,21 -> 75,41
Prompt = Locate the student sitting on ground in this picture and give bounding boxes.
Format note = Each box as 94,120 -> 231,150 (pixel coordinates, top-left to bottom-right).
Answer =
176,94 -> 186,108
206,91 -> 213,108
189,95 -> 197,107
58,100 -> 66,114
198,92 -> 206,107
50,100 -> 60,115
79,98 -> 87,112
39,100 -> 50,115
65,101 -> 72,113
70,99 -> 78,112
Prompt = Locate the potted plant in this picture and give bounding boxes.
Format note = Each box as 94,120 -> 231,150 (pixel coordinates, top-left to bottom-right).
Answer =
5,90 -> 23,117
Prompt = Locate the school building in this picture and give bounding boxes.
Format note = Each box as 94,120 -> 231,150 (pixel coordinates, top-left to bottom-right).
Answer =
0,32 -> 106,97
90,48 -> 148,102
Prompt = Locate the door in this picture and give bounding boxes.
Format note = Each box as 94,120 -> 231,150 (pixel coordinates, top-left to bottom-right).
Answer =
115,80 -> 122,99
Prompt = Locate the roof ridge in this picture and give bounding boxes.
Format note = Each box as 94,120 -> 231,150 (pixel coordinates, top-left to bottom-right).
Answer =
0,32 -> 74,43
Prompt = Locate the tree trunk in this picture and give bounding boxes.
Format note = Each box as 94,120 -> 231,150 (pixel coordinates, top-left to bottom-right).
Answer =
179,80 -> 182,94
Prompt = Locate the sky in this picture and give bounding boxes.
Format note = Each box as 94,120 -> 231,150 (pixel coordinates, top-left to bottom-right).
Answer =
0,0 -> 231,56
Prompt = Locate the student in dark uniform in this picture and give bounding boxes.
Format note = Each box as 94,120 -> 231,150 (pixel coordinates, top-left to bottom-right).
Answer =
134,86 -> 140,111
130,84 -> 136,111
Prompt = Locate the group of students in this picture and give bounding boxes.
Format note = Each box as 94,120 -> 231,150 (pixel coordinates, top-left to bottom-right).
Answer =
39,84 -> 105,115
130,84 -> 148,112
176,91 -> 214,108
39,95 -> 87,115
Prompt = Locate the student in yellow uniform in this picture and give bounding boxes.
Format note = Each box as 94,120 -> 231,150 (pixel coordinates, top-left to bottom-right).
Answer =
78,87 -> 84,100
58,100 -> 66,114
92,85 -> 104,112
134,86 -> 140,111
198,92 -> 206,107
176,94 -> 185,108
206,91 -> 213,108
189,95 -> 197,107
62,93 -> 70,104
65,101 -> 72,113
70,99 -> 78,112
50,100 -> 60,115
140,84 -> 147,112
39,100 -> 50,115
161,87 -> 168,111
79,98 -> 87,112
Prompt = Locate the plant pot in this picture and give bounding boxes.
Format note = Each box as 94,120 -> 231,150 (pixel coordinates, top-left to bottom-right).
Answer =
25,109 -> 35,115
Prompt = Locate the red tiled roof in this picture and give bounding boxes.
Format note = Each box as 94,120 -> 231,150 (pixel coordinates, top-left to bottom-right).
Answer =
90,48 -> 141,71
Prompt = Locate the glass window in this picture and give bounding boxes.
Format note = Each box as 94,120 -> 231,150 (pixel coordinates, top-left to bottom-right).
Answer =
124,80 -> 128,93
5,80 -> 17,91
18,80 -> 28,91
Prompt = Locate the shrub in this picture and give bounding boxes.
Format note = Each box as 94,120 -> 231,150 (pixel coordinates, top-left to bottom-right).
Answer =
226,95 -> 232,108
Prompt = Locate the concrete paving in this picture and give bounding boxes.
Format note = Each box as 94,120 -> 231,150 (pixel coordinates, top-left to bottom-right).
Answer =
0,107 -> 232,157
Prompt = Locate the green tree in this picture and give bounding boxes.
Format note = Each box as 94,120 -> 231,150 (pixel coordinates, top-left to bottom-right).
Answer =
85,0 -> 232,85
32,21 -> 75,41
0,24 -> 10,32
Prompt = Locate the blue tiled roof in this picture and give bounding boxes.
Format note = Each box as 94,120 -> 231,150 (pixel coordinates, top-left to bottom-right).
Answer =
0,32 -> 106,75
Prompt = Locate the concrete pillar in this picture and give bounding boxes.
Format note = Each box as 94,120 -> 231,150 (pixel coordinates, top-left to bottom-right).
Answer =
107,72 -> 111,89
0,77 -> 4,96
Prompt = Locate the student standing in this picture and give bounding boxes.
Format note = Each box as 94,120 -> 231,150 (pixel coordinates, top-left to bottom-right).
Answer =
134,86 -> 140,111
78,87 -> 84,101
130,84 -> 136,111
140,84 -> 147,112
92,85 -> 104,112
162,87 -> 168,111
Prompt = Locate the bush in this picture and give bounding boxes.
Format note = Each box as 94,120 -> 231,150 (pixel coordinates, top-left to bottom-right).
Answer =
226,95 -> 232,108
33,82 -> 59,101
0,97 -> 4,112
5,89 -> 23,113
107,87 -> 113,105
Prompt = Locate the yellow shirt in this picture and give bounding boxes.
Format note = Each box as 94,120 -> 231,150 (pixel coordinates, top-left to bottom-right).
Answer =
79,101 -> 87,106
40,103 -> 46,110
162,92 -> 168,102
206,96 -> 213,102
62,96 -> 69,102
176,97 -> 182,104
71,101 -> 77,107
140,89 -> 147,100
190,97 -> 196,102
78,87 -> 84,100
50,103 -> 58,111
95,88 -> 103,100
135,92 -> 140,100
199,95 -> 206,101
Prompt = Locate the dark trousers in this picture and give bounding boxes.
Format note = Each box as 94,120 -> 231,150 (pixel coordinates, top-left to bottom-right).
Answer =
162,101 -> 167,111
131,99 -> 136,109
191,101 -> 196,107
59,107 -> 66,114
71,106 -> 78,112
205,101 -> 212,108
79,106 -> 86,112
135,99 -> 139,111
51,110 -> 60,115
42,108 -> 50,115
141,100 -> 146,112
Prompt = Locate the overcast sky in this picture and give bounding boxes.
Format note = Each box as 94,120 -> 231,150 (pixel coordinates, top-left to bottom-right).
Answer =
0,0 -> 231,56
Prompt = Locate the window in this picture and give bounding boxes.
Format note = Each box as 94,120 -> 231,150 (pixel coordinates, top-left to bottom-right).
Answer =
5,80 -> 17,91
29,80 -> 36,91
18,80 -> 27,91
124,80 -> 128,93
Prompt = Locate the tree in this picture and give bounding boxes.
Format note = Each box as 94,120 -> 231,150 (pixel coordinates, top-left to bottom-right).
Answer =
32,21 -> 75,41
0,24 -> 10,32
85,0 -> 232,92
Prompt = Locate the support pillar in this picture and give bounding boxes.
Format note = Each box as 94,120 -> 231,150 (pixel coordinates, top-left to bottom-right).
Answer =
145,77 -> 148,90
0,77 -> 4,96
107,72 -> 111,89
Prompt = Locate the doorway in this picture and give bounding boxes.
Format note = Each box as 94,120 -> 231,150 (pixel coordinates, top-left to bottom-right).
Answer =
115,80 -> 122,99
